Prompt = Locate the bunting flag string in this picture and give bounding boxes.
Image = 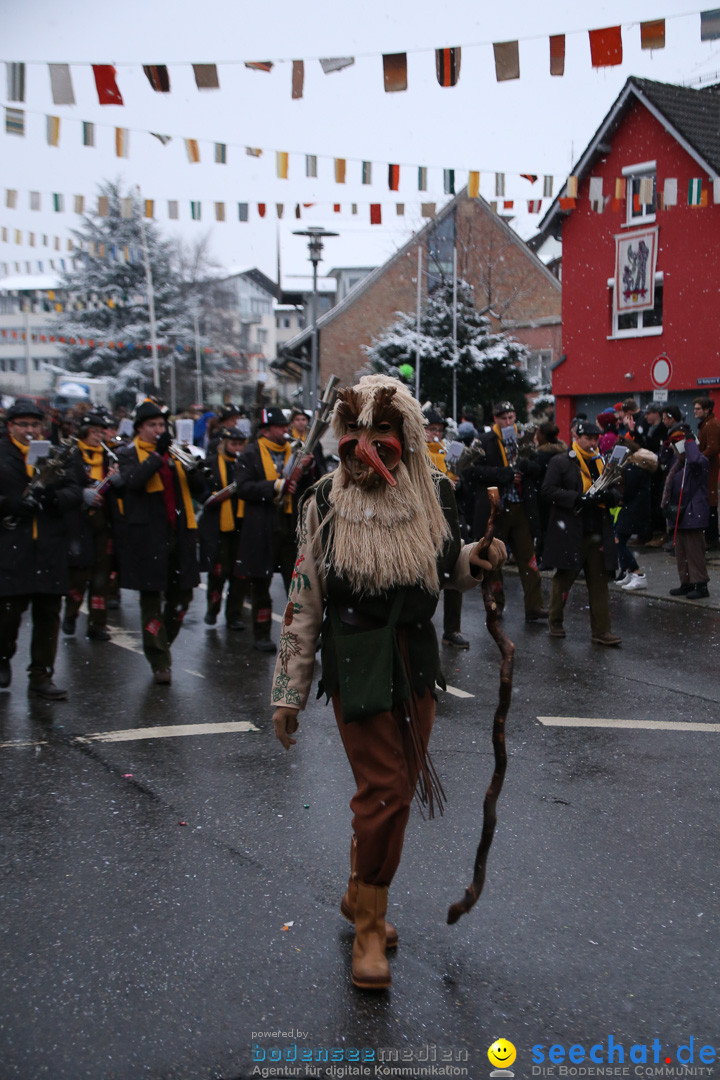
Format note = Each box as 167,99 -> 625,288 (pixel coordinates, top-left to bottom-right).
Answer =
3,10 -> 710,105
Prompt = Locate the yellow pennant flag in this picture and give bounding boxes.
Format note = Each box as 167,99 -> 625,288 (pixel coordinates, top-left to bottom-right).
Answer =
186,139 -> 200,164
276,151 -> 289,179
468,171 -> 480,198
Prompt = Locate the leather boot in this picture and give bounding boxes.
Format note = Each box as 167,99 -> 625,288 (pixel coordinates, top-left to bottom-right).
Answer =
340,836 -> 398,948
351,882 -> 391,990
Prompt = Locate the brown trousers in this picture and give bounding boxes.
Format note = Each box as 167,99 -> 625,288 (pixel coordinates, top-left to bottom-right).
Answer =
675,529 -> 708,585
332,689 -> 435,888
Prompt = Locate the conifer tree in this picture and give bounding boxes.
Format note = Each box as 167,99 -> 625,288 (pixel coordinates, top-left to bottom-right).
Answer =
365,279 -> 534,420
56,181 -> 207,406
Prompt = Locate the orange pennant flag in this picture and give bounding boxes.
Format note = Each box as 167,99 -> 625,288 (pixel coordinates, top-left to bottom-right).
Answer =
641,19 -> 665,50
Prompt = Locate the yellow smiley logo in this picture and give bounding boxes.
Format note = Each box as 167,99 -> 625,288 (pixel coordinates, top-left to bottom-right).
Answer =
488,1040 -> 517,1069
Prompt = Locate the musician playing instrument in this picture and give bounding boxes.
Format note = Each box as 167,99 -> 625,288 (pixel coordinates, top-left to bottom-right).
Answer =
235,406 -> 308,654
463,401 -> 548,622
198,422 -> 250,630
63,411 -> 122,642
116,400 -> 205,684
0,398 -> 82,698
540,420 -> 623,646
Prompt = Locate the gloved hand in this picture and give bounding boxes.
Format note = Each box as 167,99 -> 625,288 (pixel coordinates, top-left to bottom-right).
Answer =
1,494 -> 34,517
469,538 -> 507,573
576,490 -> 599,509
83,485 -> 102,507
155,430 -> 172,455
273,707 -> 299,750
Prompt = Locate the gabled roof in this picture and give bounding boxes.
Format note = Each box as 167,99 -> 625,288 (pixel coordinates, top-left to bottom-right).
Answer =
278,188 -> 560,358
538,75 -> 720,240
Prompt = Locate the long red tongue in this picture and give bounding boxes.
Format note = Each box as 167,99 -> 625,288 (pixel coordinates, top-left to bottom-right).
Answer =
355,432 -> 398,486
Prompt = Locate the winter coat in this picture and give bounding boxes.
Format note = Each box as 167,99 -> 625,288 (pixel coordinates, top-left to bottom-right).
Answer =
65,446 -> 118,568
116,443 -> 202,592
463,427 -> 542,540
697,413 -> 720,508
197,452 -> 242,570
234,441 -> 291,579
540,448 -> 619,575
0,435 -> 82,596
663,440 -> 710,531
614,461 -> 652,537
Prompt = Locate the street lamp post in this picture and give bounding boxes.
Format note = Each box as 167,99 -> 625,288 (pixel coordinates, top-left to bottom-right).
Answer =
293,227 -> 338,411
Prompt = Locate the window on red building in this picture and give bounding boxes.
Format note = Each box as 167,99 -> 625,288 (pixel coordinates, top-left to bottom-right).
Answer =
608,272 -> 663,338
623,161 -> 657,225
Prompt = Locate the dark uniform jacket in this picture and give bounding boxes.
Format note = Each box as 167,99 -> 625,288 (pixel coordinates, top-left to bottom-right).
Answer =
116,443 -> 203,592
463,427 -> 542,540
198,451 -> 242,570
541,449 -> 619,575
235,441 -> 289,579
66,445 -> 118,568
0,436 -> 82,595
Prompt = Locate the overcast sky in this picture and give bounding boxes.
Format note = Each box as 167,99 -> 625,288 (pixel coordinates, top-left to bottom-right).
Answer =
2,0 -> 719,282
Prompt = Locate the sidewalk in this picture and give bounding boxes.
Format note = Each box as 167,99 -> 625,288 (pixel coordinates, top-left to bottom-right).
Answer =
506,544 -> 720,611
608,543 -> 720,611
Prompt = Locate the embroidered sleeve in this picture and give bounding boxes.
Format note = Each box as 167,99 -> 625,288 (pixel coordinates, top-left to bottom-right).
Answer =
270,496 -> 324,710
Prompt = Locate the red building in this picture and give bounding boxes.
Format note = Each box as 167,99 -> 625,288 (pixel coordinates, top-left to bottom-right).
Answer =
538,77 -> 720,437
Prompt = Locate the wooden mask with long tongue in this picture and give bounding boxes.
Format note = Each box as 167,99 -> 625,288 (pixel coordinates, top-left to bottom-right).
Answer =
335,385 -> 404,489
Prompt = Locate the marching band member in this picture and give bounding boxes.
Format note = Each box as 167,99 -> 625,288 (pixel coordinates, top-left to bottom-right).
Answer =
199,422 -> 250,630
116,400 -> 205,684
0,399 -> 81,698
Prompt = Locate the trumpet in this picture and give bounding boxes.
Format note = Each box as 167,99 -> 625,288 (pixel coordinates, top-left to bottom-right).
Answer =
168,441 -> 203,471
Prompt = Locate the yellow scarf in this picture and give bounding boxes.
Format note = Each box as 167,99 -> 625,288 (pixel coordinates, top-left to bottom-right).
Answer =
425,440 -> 448,474
134,437 -> 197,529
290,425 -> 306,442
217,453 -> 244,529
258,436 -> 292,514
11,436 -> 37,538
492,423 -> 517,467
78,439 -> 104,482
572,440 -> 604,493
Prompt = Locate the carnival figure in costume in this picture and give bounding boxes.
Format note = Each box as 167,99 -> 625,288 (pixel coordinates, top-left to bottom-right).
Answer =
270,375 -> 506,990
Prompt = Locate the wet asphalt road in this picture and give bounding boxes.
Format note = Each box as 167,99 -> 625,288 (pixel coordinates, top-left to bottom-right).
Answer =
1,574 -> 719,1080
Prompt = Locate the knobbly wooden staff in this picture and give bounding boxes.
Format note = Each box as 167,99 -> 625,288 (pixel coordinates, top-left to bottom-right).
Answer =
447,485 -> 515,925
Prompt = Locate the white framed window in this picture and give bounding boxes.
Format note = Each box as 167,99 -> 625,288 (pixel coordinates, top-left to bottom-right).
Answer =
608,272 -> 663,338
622,160 -> 656,226
525,349 -> 553,388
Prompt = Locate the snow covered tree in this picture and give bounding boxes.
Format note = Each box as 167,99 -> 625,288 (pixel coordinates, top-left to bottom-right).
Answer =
56,180 -> 231,408
364,279 -> 535,421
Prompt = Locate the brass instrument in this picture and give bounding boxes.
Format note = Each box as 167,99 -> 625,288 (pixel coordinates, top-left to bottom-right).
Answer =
283,375 -> 340,482
168,441 -> 204,471
2,437 -> 77,530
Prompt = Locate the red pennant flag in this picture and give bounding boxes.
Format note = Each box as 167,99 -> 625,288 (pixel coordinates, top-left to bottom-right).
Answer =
334,204 -> 341,213
521,174 -> 538,184
588,26 -> 623,68
258,204 -> 266,217
528,200 -> 542,213
92,65 -> 123,105
549,34 -> 565,76
245,61 -> 273,72
558,197 -> 576,211
370,203 -> 382,224
388,164 -> 400,191
503,200 -> 514,209
435,47 -> 461,87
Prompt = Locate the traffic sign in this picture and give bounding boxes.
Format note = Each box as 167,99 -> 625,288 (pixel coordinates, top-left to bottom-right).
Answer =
651,354 -> 672,388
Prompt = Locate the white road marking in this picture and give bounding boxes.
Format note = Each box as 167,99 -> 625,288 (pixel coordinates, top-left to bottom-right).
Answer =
0,720 -> 259,750
108,629 -> 144,655
538,716 -> 720,733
